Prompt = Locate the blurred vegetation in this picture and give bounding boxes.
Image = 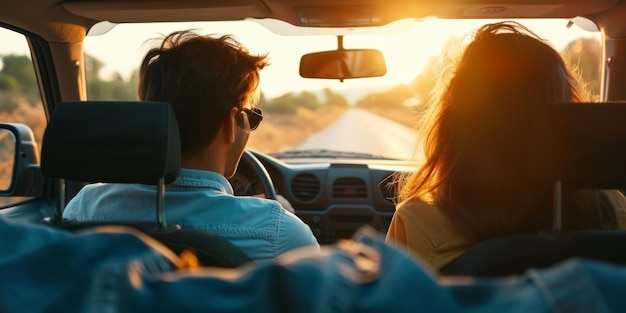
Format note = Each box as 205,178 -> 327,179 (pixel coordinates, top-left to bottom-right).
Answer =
259,87 -> 348,114
0,35 -> 604,159
0,54 -> 41,110
1,35 -> 599,123
0,36 -> 606,143
85,54 -> 140,100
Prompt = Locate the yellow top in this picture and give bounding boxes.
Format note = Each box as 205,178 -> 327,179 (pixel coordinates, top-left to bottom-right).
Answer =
386,189 -> 626,273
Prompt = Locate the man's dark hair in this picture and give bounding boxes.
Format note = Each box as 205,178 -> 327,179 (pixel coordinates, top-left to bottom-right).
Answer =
139,30 -> 269,157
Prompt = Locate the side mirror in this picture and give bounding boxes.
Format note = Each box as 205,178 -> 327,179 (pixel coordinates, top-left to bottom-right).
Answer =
0,123 -> 41,197
299,49 -> 387,81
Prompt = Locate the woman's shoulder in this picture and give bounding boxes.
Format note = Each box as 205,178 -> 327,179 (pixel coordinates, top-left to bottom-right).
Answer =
396,199 -> 438,211
392,199 -> 471,271
394,199 -> 458,239
396,199 -> 447,224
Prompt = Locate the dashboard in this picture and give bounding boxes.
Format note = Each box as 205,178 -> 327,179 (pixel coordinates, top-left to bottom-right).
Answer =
231,150 -> 413,245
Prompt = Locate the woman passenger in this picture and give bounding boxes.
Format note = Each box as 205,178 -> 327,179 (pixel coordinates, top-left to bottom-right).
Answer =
385,21 -> 626,273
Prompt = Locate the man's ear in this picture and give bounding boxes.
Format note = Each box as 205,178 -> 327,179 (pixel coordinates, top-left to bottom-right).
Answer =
222,107 -> 238,144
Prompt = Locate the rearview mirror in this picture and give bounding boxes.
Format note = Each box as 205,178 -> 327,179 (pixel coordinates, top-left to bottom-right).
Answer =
299,49 -> 387,81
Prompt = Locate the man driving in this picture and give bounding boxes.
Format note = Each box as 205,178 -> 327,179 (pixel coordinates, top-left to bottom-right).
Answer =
62,30 -> 320,262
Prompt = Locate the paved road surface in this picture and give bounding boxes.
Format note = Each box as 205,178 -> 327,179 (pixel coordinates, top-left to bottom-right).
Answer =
294,108 -> 418,160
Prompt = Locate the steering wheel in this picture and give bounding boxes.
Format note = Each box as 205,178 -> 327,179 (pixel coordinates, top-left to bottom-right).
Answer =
232,150 -> 277,200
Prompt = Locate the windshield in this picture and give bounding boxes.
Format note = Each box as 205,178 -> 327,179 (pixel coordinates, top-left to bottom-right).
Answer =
83,18 -> 601,161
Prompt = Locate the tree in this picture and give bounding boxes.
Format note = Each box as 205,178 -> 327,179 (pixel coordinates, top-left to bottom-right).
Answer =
0,54 -> 40,105
84,54 -> 105,83
322,88 -> 348,107
85,54 -> 138,100
297,91 -> 320,110
261,92 -> 298,113
355,84 -> 413,109
0,76 -> 18,91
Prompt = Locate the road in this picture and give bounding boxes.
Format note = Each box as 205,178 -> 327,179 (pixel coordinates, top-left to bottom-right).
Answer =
294,108 -> 419,160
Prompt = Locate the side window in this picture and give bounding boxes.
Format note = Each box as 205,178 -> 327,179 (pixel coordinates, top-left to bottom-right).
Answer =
0,27 -> 45,207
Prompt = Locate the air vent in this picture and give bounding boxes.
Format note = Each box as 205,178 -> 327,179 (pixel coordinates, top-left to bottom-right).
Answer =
291,173 -> 321,202
333,177 -> 367,198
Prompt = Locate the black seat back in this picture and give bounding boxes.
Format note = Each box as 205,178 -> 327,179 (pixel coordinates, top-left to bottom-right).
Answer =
40,100 -> 251,267
446,102 -> 626,276
41,100 -> 181,185
446,230 -> 626,276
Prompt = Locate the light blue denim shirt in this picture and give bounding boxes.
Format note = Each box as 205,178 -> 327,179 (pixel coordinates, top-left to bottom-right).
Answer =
62,168 -> 320,262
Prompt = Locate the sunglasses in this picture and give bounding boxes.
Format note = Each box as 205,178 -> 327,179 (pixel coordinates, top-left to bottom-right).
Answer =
241,107 -> 263,131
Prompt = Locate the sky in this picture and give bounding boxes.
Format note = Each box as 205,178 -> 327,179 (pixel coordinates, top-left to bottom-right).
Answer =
0,17 -> 601,99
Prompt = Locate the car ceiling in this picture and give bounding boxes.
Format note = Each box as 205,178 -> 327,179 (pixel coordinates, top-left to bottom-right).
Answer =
3,0 -> 626,43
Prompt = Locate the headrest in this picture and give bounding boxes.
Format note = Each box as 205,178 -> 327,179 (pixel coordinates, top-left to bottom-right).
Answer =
531,102 -> 626,189
41,101 -> 181,185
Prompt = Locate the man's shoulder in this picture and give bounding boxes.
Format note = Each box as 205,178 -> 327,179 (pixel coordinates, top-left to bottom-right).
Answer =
223,195 -> 295,220
232,195 -> 283,209
74,182 -> 132,197
64,183 -> 149,216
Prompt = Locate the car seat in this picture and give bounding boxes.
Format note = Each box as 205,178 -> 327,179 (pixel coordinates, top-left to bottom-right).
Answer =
40,100 -> 252,268
445,102 -> 626,276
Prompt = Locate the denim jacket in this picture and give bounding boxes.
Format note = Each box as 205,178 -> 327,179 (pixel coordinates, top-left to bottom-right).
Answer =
62,168 -> 320,263
0,218 -> 624,312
